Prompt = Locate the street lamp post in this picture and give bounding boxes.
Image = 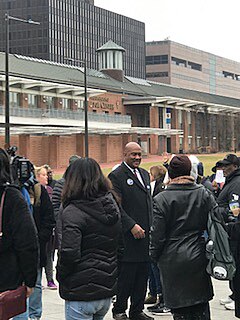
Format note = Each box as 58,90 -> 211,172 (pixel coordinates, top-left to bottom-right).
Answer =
65,58 -> 88,157
5,13 -> 40,147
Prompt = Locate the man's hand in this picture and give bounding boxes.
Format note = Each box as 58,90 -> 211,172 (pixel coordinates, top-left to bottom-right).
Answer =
26,287 -> 34,298
131,224 -> 145,239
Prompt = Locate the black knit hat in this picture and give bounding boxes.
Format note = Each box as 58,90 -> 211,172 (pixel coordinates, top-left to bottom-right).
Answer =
168,155 -> 192,179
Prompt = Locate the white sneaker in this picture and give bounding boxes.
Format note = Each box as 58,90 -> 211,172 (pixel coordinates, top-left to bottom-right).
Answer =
220,296 -> 234,305
225,301 -> 235,310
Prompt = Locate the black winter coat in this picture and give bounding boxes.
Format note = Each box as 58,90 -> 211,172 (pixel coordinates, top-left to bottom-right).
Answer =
57,192 -> 121,301
31,184 -> 55,267
108,163 -> 152,262
52,177 -> 64,221
217,168 -> 240,222
0,186 -> 38,291
150,179 -> 215,309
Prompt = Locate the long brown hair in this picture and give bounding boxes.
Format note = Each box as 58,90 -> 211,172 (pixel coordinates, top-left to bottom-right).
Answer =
62,157 -> 111,207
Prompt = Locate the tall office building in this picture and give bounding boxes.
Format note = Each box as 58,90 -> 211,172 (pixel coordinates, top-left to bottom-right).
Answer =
0,0 -> 145,78
146,40 -> 240,99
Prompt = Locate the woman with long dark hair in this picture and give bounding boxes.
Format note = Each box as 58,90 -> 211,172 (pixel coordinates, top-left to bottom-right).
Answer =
57,157 -> 121,320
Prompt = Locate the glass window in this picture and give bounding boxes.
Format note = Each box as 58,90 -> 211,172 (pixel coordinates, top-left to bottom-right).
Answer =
146,72 -> 168,78
9,92 -> 20,107
146,55 -> 168,65
171,56 -> 187,67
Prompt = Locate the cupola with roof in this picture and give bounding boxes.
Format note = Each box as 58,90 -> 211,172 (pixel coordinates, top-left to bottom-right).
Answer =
96,40 -> 126,82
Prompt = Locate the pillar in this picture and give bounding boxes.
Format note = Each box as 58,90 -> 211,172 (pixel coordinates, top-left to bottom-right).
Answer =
76,133 -> 85,157
191,111 -> 196,152
149,105 -> 159,155
100,135 -> 108,163
48,136 -> 60,169
69,99 -> 78,111
18,134 -> 30,158
170,109 -> 179,154
182,110 -> 188,152
19,93 -> 28,108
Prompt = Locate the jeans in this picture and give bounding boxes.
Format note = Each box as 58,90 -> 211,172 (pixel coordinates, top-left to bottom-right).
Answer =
149,262 -> 162,296
13,268 -> 42,320
65,298 -> 111,320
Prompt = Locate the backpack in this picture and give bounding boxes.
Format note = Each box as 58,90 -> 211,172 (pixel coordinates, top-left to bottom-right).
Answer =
206,206 -> 236,280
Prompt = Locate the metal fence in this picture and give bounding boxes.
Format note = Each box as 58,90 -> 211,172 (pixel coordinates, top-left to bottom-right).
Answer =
0,106 -> 131,124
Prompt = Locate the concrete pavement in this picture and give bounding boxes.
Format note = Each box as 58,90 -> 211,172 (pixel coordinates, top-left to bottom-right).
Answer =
42,274 -> 236,319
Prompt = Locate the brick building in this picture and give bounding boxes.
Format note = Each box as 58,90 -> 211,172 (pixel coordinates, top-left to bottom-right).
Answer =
0,41 -> 240,169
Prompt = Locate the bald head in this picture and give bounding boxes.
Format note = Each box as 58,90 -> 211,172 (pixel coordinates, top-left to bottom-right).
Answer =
124,142 -> 141,154
124,142 -> 142,168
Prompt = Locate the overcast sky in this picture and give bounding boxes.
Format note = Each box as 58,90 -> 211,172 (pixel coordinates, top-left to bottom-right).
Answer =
95,0 -> 240,62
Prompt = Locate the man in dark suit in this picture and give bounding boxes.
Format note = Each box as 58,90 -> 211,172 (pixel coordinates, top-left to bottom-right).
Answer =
109,142 -> 153,320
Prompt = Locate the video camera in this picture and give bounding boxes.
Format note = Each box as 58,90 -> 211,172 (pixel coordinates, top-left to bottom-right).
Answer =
6,146 -> 35,186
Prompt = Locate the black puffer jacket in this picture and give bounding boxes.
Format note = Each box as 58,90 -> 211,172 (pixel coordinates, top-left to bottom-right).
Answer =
150,178 -> 215,309
57,192 -> 121,301
52,177 -> 64,221
0,185 -> 38,291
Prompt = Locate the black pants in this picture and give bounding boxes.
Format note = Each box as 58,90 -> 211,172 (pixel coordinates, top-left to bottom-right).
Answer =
113,261 -> 149,318
172,302 -> 211,320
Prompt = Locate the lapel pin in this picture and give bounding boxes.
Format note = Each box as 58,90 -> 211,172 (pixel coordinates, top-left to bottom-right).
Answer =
127,178 -> 134,186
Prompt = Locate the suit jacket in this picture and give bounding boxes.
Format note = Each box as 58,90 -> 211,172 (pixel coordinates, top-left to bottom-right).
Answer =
108,162 -> 152,262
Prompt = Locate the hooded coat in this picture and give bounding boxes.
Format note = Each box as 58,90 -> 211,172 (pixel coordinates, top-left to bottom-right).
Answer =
57,192 -> 121,301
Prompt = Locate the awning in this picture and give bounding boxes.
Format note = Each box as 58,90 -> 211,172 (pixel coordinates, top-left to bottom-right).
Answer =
124,96 -> 240,114
0,75 -> 105,98
0,125 -> 183,136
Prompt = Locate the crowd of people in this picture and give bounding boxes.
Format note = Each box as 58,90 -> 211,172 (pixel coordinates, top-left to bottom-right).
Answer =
0,143 -> 240,320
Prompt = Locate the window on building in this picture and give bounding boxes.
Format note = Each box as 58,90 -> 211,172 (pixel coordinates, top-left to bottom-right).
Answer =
76,100 -> 84,109
188,61 -> 202,71
188,137 -> 192,149
197,137 -> 201,148
179,137 -> 183,150
178,110 -> 183,129
171,57 -> 187,67
146,55 -> 168,65
223,71 -> 234,79
187,112 -> 192,134
137,114 -> 145,127
9,92 -> 20,107
28,94 -> 38,108
62,98 -> 69,109
146,72 -> 168,78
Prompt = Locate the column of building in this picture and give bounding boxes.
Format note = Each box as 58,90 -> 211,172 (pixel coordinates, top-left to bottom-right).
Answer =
149,104 -> 160,154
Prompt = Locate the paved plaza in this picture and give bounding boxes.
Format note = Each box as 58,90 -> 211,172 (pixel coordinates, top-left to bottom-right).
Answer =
42,274 -> 236,320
